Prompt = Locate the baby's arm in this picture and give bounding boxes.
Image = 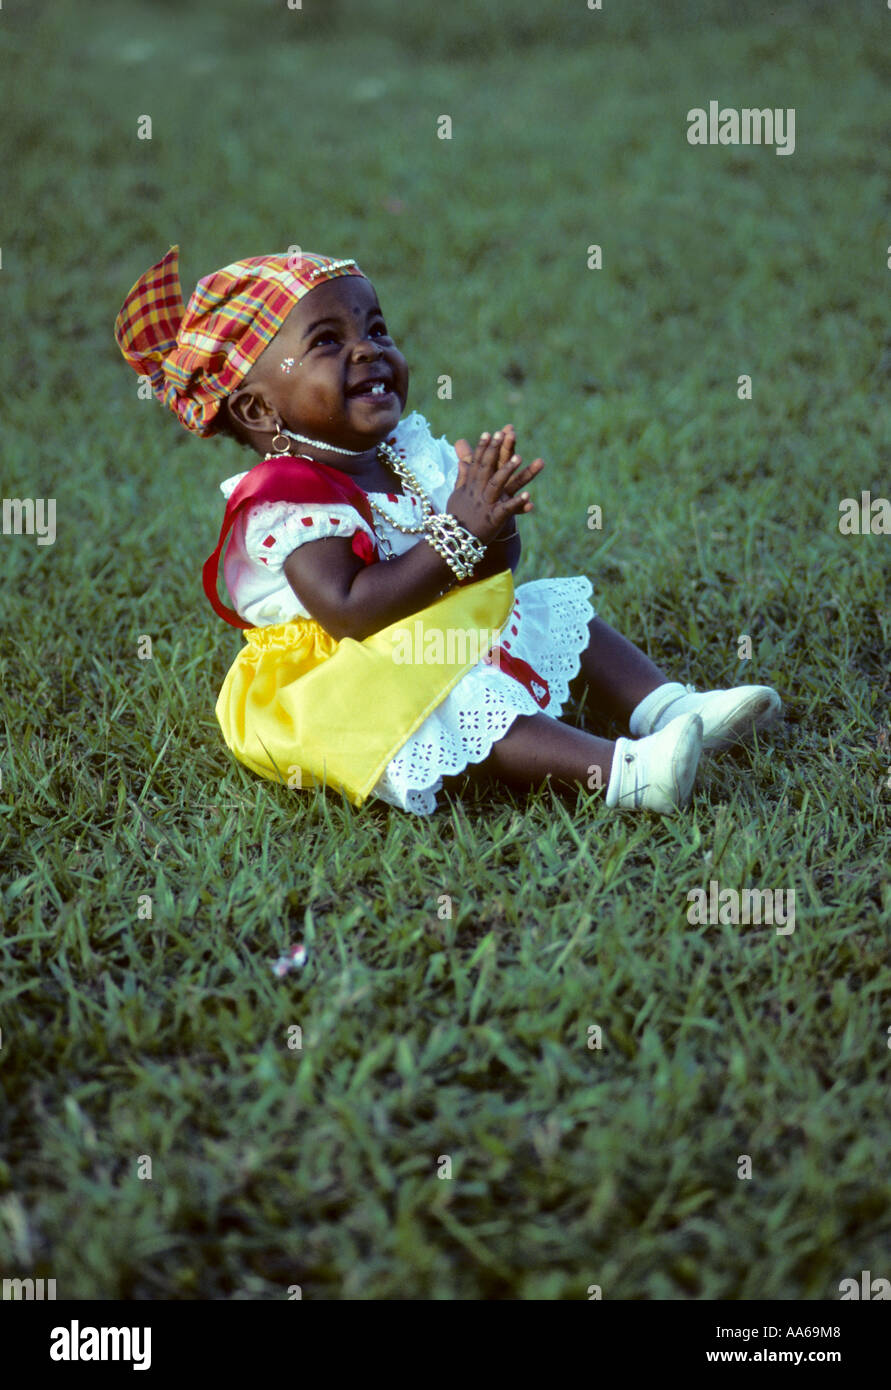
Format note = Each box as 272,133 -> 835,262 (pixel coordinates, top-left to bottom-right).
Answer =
283,430 -> 539,641
284,533 -> 456,642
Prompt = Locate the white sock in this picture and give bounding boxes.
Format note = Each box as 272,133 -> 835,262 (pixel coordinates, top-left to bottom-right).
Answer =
605,739 -> 630,805
628,682 -> 692,738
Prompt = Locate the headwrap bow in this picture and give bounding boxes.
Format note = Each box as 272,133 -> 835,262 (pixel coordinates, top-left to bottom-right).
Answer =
114,245 -> 367,436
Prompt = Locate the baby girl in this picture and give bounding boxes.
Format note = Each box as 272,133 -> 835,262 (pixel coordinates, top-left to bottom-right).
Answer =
115,247 -> 782,816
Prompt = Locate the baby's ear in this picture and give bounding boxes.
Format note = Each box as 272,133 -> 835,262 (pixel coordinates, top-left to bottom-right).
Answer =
227,384 -> 276,434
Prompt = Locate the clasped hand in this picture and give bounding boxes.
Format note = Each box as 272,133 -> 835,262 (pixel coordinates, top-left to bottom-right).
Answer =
447,424 -> 545,544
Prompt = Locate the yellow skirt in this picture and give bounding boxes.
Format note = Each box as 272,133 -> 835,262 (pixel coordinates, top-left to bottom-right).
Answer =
215,570 -> 515,807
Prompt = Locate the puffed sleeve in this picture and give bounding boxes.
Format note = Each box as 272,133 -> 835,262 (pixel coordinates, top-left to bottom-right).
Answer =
242,500 -> 377,570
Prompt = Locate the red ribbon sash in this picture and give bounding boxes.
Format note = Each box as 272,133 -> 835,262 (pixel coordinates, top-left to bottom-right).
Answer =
485,646 -> 550,709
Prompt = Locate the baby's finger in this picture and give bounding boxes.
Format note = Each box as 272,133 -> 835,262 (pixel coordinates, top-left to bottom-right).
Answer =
453,439 -> 472,486
496,425 -> 516,469
499,489 -> 535,518
468,433 -> 487,471
474,431 -> 503,474
500,457 -> 545,496
483,453 -> 524,502
486,454 -> 541,501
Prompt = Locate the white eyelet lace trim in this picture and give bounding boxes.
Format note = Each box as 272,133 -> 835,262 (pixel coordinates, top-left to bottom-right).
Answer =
373,577 -> 594,814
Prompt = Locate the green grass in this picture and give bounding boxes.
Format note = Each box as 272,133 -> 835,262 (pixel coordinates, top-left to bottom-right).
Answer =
1,0 -> 889,1299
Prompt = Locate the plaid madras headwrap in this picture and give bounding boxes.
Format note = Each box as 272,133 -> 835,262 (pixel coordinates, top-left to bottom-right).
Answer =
114,245 -> 367,436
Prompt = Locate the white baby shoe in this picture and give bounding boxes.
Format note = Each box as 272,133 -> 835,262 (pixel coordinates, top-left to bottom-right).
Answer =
630,682 -> 783,751
605,712 -> 704,815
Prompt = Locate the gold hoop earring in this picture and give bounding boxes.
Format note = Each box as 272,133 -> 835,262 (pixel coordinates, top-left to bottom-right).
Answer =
270,431 -> 291,455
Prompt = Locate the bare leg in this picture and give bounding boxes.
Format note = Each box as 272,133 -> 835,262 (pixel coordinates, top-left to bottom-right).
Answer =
573,616 -> 672,726
462,712 -> 614,797
451,617 -> 672,799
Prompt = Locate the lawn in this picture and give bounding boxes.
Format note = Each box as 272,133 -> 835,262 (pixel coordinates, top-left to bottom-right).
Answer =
0,0 -> 889,1299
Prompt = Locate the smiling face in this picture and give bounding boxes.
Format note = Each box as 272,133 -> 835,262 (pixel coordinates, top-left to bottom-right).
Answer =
224,274 -> 409,465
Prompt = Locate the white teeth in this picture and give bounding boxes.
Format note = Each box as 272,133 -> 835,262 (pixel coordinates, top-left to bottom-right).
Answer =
370,382 -> 386,394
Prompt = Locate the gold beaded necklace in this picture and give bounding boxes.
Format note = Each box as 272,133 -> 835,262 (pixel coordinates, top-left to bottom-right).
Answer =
366,441 -> 439,558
